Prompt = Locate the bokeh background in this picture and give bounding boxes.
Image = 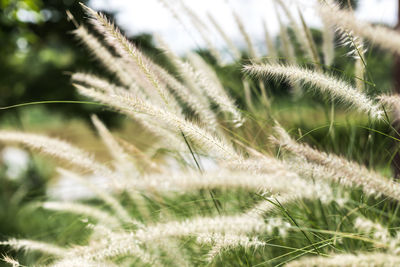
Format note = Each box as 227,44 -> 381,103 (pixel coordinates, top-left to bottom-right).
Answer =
0,0 -> 399,264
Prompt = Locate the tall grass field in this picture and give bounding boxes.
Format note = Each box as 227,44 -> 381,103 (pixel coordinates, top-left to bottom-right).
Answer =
2,0 -> 400,266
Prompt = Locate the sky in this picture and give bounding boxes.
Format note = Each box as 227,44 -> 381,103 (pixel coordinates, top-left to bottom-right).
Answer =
88,0 -> 398,54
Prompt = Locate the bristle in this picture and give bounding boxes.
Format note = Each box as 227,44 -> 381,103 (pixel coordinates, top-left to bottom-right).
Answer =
244,63 -> 383,119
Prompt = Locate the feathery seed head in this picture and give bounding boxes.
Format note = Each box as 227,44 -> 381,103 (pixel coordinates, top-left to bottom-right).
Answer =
244,63 -> 383,119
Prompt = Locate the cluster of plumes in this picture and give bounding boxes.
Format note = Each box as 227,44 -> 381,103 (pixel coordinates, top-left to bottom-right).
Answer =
0,125 -> 338,265
4,1 -> 400,266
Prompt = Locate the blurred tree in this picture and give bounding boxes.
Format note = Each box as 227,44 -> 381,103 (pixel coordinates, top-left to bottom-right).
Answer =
0,0 -> 94,122
0,0 -> 167,128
